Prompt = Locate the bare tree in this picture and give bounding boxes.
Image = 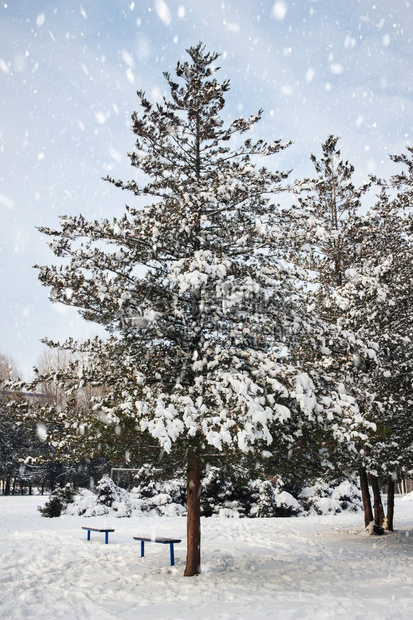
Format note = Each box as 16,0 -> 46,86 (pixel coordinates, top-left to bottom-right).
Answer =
35,348 -> 72,406
0,353 -> 20,387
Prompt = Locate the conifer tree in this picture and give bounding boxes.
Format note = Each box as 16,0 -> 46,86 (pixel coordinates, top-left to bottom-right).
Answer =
279,136 -> 380,526
282,135 -> 370,302
286,137 -> 413,531
34,46 -> 372,575
335,155 -> 413,529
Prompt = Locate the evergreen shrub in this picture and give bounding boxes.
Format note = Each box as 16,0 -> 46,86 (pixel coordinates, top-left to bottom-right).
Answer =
38,483 -> 75,518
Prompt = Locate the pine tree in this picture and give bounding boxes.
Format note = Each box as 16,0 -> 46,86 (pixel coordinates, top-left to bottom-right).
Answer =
335,159 -> 413,530
1,358 -> 40,495
288,138 -> 413,531
34,45 -> 371,575
279,136 -> 380,526
0,400 -> 33,494
281,135 -> 370,300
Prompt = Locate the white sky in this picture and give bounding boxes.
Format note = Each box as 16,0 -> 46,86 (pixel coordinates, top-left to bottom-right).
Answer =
1,0 -> 412,378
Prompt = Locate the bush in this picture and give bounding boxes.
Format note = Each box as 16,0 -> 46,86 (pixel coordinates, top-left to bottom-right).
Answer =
132,464 -> 163,499
66,475 -> 132,517
96,474 -> 120,507
60,471 -> 363,519
299,478 -> 362,515
201,467 -> 233,517
38,484 -> 75,518
248,480 -> 301,518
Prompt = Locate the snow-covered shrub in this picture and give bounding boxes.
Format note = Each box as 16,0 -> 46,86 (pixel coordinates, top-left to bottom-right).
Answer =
248,480 -> 301,518
274,490 -> 302,517
67,475 -> 132,517
97,475 -> 132,517
38,483 -> 75,518
112,498 -> 132,517
249,480 -> 276,517
65,488 -> 103,517
62,471 -> 362,519
131,464 -> 163,499
143,492 -> 187,517
96,474 -> 120,507
200,466 -> 253,517
201,467 -> 234,517
299,478 -> 362,515
216,500 -> 245,518
130,465 -> 186,515
67,473 -> 185,518
160,478 -> 186,507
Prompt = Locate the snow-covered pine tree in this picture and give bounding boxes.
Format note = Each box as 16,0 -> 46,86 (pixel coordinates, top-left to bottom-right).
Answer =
334,153 -> 413,530
0,398 -> 35,495
278,136 -> 379,526
281,135 -> 370,300
35,45 -> 372,575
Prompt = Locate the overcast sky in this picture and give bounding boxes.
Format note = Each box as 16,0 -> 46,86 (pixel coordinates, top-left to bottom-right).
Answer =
1,0 -> 412,379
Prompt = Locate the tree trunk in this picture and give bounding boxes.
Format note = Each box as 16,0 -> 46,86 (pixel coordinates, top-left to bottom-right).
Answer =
184,448 -> 201,577
369,474 -> 384,526
386,478 -> 395,532
359,467 -> 373,527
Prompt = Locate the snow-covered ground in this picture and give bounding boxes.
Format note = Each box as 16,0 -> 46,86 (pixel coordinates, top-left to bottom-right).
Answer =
1,496 -> 413,619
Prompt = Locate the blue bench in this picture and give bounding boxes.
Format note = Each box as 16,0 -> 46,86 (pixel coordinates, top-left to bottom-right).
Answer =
82,527 -> 115,545
133,536 -> 181,566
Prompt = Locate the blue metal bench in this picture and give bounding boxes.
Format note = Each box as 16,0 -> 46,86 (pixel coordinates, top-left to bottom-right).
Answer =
133,536 -> 181,566
82,526 -> 115,544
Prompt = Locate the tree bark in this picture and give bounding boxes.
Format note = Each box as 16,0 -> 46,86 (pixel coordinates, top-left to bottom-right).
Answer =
184,448 -> 201,576
386,478 -> 395,532
369,474 -> 384,526
359,467 -> 373,527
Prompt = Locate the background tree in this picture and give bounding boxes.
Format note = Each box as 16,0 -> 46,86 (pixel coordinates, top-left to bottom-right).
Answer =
0,354 -> 37,494
281,135 -> 370,304
34,45 -> 372,575
8,346 -> 110,493
278,136 -> 381,526
34,348 -> 72,406
334,154 -> 413,530
0,353 -> 20,386
0,400 -> 32,494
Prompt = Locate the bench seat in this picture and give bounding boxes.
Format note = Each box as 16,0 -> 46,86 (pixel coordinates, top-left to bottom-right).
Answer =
133,536 -> 181,566
82,526 -> 115,544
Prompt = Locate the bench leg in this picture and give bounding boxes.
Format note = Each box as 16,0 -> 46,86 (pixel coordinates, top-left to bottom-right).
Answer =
170,542 -> 175,566
105,531 -> 109,544
141,541 -> 145,558
87,530 -> 91,541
